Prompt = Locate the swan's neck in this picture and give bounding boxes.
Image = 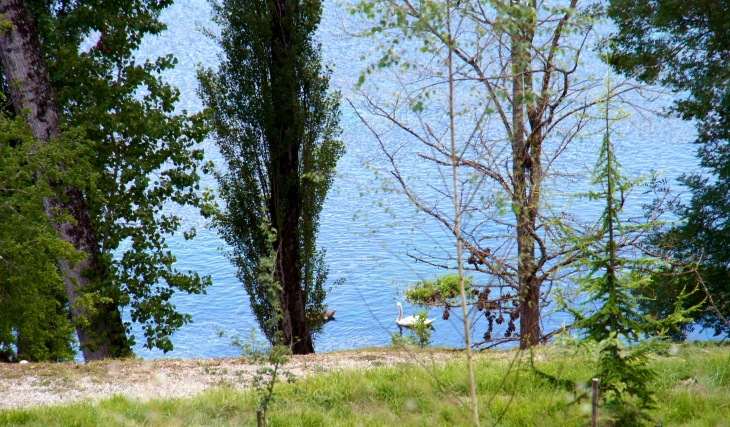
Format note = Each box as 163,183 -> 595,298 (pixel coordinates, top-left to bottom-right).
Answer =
397,304 -> 403,321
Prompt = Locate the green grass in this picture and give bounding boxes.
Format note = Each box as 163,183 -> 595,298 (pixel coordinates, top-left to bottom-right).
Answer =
2,343 -> 729,426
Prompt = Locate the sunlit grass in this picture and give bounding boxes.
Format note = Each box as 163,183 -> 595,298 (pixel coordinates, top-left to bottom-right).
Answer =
2,343 -> 729,426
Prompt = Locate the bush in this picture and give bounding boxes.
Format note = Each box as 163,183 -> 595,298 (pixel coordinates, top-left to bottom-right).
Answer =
405,273 -> 473,305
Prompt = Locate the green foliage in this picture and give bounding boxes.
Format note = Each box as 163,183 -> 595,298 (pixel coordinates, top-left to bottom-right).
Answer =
405,273 -> 473,305
0,18 -> 13,34
607,0 -> 730,339
0,0 -> 215,354
567,89 -> 694,425
198,0 -> 343,344
4,344 -> 730,426
391,311 -> 433,349
230,329 -> 294,426
0,114 -> 92,362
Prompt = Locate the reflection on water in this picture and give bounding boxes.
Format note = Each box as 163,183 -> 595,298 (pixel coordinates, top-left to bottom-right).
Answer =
117,0 -> 708,360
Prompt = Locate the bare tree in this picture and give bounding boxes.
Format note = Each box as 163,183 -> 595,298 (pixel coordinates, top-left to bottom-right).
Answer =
351,0 -> 644,348
0,0 -> 128,360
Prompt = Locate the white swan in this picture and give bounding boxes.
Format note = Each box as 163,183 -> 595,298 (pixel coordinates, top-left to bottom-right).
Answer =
396,302 -> 435,327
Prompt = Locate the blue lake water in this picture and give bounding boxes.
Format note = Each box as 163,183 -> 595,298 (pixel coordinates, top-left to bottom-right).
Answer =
117,0 -> 709,360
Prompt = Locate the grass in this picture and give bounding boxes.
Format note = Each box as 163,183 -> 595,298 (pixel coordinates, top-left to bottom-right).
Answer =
1,343 -> 729,426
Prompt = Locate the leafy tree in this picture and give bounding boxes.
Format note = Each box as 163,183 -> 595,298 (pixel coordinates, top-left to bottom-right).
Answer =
228,223 -> 295,426
0,0 -> 213,359
607,0 -> 730,338
0,0 -> 127,361
0,114 -> 89,362
571,103 -> 655,425
567,87 -> 693,425
198,0 -> 343,354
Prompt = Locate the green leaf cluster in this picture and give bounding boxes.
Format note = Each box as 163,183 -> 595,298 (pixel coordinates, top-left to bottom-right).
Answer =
391,310 -> 433,349
405,273 -> 473,305
0,0 -> 215,354
0,115 -> 93,362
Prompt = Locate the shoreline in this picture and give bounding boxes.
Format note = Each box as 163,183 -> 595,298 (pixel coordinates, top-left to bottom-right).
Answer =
0,347 -> 464,410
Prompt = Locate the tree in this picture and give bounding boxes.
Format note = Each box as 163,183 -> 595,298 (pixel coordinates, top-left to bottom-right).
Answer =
198,0 -> 343,354
0,0 -> 129,360
351,0 -> 641,349
607,0 -> 730,338
566,87 -> 693,425
0,0 -> 214,358
0,114 -> 87,362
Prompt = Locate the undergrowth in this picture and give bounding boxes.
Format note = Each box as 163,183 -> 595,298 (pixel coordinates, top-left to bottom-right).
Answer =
1,343 -> 728,426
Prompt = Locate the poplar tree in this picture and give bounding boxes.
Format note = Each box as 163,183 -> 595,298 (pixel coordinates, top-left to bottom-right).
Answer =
198,0 -> 343,354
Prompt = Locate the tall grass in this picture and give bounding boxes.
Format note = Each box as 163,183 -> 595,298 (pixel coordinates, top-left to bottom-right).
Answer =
2,343 -> 729,426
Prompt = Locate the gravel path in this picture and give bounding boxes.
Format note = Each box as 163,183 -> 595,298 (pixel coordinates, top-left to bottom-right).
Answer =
0,350 -> 462,410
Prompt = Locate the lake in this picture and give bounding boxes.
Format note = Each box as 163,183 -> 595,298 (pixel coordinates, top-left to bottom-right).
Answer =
120,0 -> 706,360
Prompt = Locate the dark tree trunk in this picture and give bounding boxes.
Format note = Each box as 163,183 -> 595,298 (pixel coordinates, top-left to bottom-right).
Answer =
267,0 -> 314,355
514,154 -> 542,348
510,17 -> 542,349
0,0 -> 129,361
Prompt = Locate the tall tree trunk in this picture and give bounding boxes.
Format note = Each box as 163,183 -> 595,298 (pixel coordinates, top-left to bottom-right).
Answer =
510,4 -> 542,349
0,0 -> 129,360
268,0 -> 314,355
